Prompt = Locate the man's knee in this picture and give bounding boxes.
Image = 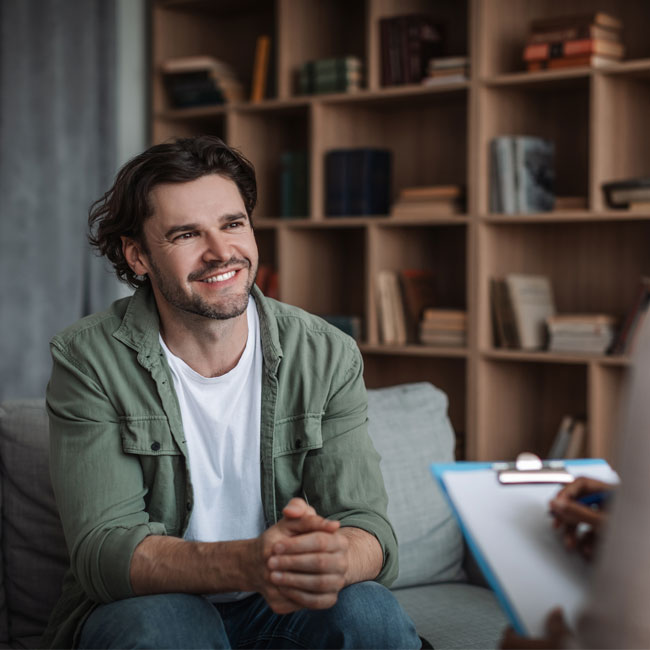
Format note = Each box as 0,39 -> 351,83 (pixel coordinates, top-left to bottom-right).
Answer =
327,581 -> 420,649
79,593 -> 229,649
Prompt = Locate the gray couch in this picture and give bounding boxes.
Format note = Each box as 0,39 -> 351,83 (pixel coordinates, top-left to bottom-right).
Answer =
0,383 -> 507,649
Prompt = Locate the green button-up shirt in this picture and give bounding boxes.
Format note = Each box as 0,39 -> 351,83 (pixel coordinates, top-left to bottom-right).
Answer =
43,285 -> 397,648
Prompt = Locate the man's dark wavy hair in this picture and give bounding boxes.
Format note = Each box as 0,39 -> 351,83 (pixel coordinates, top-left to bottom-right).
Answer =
88,135 -> 257,288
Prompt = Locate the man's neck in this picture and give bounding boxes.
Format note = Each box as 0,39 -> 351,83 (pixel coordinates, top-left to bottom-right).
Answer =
159,308 -> 249,378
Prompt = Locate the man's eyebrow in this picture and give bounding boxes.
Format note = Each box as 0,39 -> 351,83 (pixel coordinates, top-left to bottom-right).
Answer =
163,224 -> 200,240
222,212 -> 249,223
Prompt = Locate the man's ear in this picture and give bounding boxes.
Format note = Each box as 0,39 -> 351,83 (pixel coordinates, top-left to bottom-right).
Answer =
121,236 -> 150,277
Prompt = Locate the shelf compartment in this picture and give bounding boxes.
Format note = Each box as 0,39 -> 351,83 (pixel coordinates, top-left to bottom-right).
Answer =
476,0 -> 650,78
277,226 -> 366,332
368,224 -> 467,344
478,220 -> 650,350
593,72 -> 650,210
476,358 -> 587,461
313,91 -> 468,219
152,0 -> 276,113
229,104 -> 310,219
277,0 -> 366,99
367,0 -> 469,91
478,81 -> 590,214
362,353 -> 467,453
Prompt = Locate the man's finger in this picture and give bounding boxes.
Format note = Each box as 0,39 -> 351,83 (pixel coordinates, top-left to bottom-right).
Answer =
279,515 -> 340,536
272,530 -> 346,556
268,550 -> 346,574
269,569 -> 345,593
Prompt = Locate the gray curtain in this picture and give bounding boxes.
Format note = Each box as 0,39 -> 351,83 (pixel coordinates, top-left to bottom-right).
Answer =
0,0 -> 121,400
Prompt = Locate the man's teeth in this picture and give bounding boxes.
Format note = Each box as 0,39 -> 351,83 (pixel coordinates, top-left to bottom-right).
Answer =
203,270 -> 237,283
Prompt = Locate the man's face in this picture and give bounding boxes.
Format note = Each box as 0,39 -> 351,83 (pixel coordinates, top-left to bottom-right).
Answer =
124,174 -> 258,322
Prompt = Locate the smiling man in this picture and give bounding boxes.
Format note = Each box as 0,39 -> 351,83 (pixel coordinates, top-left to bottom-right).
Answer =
43,136 -> 420,649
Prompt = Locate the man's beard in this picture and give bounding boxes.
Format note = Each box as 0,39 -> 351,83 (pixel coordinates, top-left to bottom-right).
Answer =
147,257 -> 257,321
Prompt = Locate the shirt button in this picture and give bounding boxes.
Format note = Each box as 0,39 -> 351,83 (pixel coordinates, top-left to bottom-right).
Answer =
151,441 -> 161,451
295,438 -> 302,448
186,501 -> 192,511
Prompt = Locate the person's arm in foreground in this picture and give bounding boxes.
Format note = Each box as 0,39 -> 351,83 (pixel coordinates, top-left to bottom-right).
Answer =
549,476 -> 615,560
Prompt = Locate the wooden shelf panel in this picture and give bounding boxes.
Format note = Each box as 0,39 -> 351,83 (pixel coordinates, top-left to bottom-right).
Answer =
482,350 -> 630,366
482,211 -> 650,224
360,343 -> 468,358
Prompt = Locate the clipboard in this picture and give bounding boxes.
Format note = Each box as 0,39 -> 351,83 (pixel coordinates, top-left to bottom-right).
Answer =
431,455 -> 619,637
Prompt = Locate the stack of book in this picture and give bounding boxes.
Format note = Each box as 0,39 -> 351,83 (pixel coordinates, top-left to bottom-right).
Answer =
490,136 -> 555,214
523,11 -> 624,71
391,185 -> 464,218
602,178 -> 650,210
325,148 -> 392,216
161,56 -> 244,108
280,151 -> 309,218
422,56 -> 469,86
419,309 -> 466,347
547,415 -> 587,459
610,277 -> 650,354
546,314 -> 616,354
490,274 -> 555,350
298,57 -> 362,95
380,14 -> 445,86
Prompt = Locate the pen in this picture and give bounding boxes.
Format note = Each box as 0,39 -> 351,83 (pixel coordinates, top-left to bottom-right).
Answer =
576,490 -> 613,508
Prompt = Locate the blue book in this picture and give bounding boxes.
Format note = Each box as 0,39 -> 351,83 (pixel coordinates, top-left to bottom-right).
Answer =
325,148 -> 392,216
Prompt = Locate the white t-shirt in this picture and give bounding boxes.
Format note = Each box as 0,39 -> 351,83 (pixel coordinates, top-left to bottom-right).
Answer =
159,296 -> 265,601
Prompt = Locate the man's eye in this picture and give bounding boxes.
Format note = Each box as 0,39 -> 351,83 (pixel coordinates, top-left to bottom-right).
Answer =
174,232 -> 197,241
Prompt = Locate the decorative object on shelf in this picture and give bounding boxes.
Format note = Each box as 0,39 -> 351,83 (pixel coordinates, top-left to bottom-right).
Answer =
524,11 -> 623,71
399,269 -> 436,343
546,314 -> 616,354
376,270 -> 407,345
161,56 -> 243,108
491,274 -> 555,350
602,178 -> 650,209
419,308 -> 466,347
298,56 -> 362,95
280,151 -> 309,218
320,315 -> 362,341
255,263 -> 278,300
325,148 -> 392,216
423,56 -> 469,86
380,14 -> 445,86
391,184 -> 464,218
610,276 -> 650,354
547,415 -> 587,459
490,136 -> 555,214
250,35 -> 271,102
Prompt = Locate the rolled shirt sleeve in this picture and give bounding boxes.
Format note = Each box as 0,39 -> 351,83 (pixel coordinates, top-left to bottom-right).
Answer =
48,341 -> 166,603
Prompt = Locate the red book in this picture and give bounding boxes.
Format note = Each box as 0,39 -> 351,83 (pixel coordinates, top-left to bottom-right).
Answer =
524,38 -> 624,61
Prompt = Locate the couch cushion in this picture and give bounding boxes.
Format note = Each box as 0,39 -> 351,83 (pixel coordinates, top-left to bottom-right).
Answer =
0,400 -> 68,641
367,383 -> 465,589
393,582 -> 508,649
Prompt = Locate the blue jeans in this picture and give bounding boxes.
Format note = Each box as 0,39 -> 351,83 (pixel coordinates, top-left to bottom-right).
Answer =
78,582 -> 420,649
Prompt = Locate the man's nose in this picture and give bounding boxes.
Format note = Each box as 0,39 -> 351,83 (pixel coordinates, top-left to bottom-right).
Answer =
202,230 -> 231,263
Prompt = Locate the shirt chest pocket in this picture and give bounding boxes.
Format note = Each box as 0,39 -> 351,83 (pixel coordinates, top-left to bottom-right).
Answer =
119,416 -> 182,455
273,414 -> 324,457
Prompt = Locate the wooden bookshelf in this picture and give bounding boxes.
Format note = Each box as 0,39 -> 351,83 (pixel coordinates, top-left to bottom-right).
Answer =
150,0 -> 650,465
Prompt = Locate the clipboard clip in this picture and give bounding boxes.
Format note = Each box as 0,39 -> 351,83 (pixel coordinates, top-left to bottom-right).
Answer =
494,452 -> 574,485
